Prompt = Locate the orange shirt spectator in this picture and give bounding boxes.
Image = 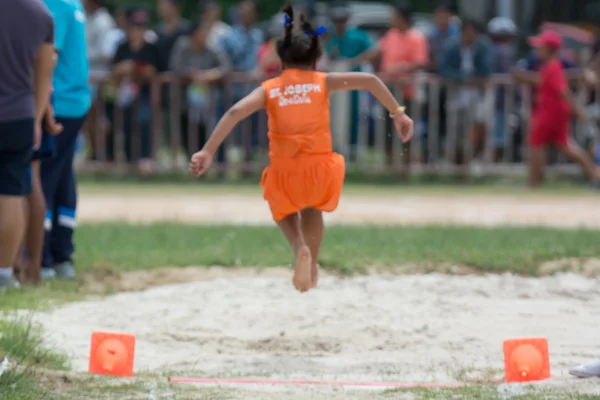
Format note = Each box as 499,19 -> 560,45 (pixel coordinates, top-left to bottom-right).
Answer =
379,5 -> 428,100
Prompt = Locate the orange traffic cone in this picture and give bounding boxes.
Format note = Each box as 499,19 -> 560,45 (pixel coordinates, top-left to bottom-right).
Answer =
503,338 -> 550,382
89,331 -> 135,377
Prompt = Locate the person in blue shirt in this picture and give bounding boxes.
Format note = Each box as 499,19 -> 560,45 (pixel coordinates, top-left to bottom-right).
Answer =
41,0 -> 91,281
324,1 -> 378,160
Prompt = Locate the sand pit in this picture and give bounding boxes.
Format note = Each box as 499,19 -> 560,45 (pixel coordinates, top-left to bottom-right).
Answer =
32,268 -> 600,396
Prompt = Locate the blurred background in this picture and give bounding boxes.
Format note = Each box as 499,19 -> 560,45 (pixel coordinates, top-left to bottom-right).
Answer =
81,0 -> 600,182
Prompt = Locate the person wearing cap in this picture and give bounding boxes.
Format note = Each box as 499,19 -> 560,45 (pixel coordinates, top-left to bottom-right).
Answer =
513,31 -> 600,188
156,0 -> 192,73
487,17 -> 518,160
324,1 -> 378,161
325,2 -> 378,71
40,0 -> 91,280
109,7 -> 160,175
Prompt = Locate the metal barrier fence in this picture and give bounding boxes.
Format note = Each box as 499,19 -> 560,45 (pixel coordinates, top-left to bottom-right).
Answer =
81,73 -> 598,177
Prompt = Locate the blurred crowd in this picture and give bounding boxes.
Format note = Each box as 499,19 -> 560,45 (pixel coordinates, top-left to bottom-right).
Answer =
82,0 -> 600,174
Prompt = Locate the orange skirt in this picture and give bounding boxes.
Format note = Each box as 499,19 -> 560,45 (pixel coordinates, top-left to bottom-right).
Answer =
260,153 -> 345,221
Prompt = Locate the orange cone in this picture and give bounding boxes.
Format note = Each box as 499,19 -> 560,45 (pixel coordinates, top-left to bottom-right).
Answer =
503,338 -> 550,382
89,331 -> 135,377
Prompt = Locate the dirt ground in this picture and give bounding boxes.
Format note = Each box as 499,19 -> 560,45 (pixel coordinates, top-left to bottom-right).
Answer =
78,190 -> 600,228
31,189 -> 600,398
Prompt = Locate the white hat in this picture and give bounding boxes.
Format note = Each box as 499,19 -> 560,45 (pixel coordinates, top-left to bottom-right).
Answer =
487,17 -> 517,36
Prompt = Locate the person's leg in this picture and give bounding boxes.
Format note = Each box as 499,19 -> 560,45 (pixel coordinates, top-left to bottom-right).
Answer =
50,116 -> 86,279
0,196 -> 26,289
493,110 -> 506,162
40,135 -> 68,279
299,207 -> 324,288
104,102 -> 116,161
275,212 -> 312,293
527,117 -> 547,188
137,97 -> 153,176
528,147 -> 545,188
0,119 -> 34,290
22,160 -> 45,284
84,100 -> 99,160
558,141 -> 600,183
180,112 -> 191,158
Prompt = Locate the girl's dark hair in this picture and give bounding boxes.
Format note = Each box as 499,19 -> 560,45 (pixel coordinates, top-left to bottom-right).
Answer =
275,4 -> 323,67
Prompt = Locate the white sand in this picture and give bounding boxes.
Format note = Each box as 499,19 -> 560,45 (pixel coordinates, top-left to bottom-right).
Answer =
30,190 -> 600,397
33,270 -> 600,393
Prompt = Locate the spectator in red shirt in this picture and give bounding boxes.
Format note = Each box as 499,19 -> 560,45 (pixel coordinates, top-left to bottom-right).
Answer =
513,31 -> 599,188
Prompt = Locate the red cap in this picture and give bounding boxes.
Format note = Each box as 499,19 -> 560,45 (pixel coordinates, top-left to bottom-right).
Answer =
528,31 -> 562,51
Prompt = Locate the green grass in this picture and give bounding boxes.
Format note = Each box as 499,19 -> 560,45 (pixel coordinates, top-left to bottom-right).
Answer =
2,223 -> 597,311
2,221 -> 600,398
0,316 -> 70,400
73,224 -> 600,275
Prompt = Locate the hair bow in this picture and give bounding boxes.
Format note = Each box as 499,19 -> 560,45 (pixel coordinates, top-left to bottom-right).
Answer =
315,26 -> 327,36
303,25 -> 327,37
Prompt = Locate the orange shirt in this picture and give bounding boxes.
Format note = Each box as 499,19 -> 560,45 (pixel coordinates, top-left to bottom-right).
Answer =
261,69 -> 331,160
379,28 -> 428,99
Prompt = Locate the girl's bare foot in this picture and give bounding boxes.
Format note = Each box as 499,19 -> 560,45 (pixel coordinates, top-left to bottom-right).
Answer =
310,263 -> 320,289
292,245 -> 312,293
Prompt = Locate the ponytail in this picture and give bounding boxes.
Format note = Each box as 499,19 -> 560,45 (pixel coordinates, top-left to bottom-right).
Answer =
282,4 -> 294,48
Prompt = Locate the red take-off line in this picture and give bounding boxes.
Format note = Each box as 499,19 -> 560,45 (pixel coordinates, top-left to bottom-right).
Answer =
168,377 -> 463,389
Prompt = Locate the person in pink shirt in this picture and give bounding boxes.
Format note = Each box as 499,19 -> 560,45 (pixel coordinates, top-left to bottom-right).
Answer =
378,5 -> 428,165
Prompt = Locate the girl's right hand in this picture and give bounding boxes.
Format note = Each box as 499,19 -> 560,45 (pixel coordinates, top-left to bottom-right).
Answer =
189,150 -> 213,177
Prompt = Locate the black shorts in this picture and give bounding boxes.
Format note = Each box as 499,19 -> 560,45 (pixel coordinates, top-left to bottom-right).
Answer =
32,131 -> 55,160
0,119 -> 33,196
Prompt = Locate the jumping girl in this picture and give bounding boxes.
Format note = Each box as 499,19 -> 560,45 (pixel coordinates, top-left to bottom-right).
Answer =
189,4 -> 413,293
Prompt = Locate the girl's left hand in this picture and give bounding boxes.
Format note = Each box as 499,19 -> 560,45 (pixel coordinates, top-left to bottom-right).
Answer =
393,112 -> 414,143
189,150 -> 214,177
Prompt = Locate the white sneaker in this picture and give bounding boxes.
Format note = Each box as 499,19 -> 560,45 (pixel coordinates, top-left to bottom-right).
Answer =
54,261 -> 76,280
41,268 -> 56,280
0,276 -> 20,292
569,359 -> 600,378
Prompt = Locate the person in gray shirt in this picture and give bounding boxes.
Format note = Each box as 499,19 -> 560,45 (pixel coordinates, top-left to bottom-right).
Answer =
170,22 -> 230,159
0,0 -> 55,290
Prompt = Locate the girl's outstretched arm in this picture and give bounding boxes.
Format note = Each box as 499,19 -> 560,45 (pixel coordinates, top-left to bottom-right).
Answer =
326,72 -> 401,114
190,86 -> 266,176
326,72 -> 414,141
203,86 -> 265,154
